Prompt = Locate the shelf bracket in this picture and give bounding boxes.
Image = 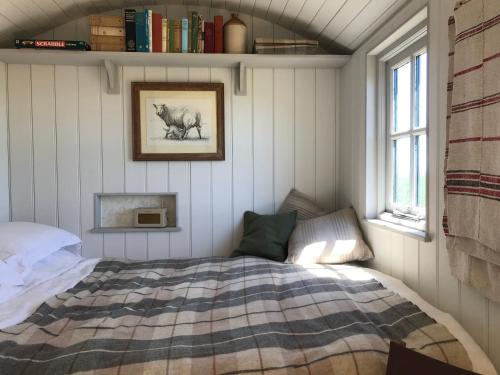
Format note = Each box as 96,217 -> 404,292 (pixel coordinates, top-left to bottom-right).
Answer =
235,62 -> 247,96
103,59 -> 120,95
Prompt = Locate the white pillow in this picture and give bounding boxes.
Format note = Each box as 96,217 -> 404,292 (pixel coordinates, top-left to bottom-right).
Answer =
0,222 -> 81,286
0,248 -> 82,304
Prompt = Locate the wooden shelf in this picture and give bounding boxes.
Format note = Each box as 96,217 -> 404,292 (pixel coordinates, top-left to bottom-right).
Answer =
0,49 -> 350,69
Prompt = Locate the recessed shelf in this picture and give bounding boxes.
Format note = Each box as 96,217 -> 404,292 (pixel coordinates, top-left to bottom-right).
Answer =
0,49 -> 350,69
93,193 -> 178,233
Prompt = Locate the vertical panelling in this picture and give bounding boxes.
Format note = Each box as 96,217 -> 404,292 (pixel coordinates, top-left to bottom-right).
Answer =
419,241 -> 437,306
390,232 -> 404,280
55,66 -> 80,236
189,67 -> 212,258
123,66 -> 147,260
0,63 -> 9,222
252,68 -> 274,214
167,67 -> 191,258
294,69 -> 316,198
273,68 -> 294,212
232,68 -> 254,246
8,64 -> 34,222
78,66 -> 103,258
145,66 -> 170,260
101,66 -> 126,258
460,284 -> 489,350
315,69 -> 336,210
403,237 -> 419,291
211,67 -> 233,256
489,301 -> 500,371
31,65 -> 57,226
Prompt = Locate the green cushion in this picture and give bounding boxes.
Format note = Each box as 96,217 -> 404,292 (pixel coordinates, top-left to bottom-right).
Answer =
231,210 -> 298,262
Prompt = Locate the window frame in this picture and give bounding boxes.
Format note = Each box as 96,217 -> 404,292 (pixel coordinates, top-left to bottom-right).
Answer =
377,33 -> 428,231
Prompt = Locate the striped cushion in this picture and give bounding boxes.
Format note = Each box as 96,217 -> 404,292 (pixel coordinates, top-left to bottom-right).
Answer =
278,189 -> 330,220
285,208 -> 373,264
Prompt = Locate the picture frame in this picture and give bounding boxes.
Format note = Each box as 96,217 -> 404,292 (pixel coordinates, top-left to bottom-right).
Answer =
132,82 -> 224,161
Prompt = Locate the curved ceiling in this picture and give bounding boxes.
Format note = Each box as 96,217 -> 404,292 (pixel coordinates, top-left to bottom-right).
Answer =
0,0 -> 408,52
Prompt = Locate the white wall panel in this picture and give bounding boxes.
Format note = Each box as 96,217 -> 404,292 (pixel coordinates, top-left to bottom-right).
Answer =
253,68 -> 274,214
101,66 -> 126,258
78,66 -> 103,258
273,69 -> 294,213
0,63 -> 9,222
8,64 -> 34,222
31,65 -> 57,227
294,69 -> 315,198
189,67 -> 213,258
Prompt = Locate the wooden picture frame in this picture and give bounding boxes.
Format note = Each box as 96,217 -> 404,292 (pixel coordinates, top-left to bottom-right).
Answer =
132,82 -> 224,161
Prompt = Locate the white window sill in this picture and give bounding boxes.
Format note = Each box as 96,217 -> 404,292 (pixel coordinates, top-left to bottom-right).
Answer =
363,216 -> 431,242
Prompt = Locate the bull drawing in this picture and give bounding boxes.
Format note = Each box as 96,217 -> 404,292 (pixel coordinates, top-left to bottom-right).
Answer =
153,104 -> 202,140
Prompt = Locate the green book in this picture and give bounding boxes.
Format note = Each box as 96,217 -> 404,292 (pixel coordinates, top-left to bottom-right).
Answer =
169,19 -> 175,53
191,11 -> 198,53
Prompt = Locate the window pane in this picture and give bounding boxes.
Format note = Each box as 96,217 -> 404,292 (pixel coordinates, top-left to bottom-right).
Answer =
416,52 -> 427,128
416,134 -> 427,207
393,137 -> 411,206
393,62 -> 411,133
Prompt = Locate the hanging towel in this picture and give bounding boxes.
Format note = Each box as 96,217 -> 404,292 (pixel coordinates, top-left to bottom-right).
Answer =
444,0 -> 500,303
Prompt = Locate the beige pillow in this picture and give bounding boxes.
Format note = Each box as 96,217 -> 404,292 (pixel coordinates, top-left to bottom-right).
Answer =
278,189 -> 330,220
285,208 -> 373,265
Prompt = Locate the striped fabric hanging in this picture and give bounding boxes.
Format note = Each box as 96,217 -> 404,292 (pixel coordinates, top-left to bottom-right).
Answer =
443,0 -> 500,303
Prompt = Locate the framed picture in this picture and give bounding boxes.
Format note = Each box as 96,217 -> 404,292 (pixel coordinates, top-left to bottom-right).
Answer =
132,82 -> 224,161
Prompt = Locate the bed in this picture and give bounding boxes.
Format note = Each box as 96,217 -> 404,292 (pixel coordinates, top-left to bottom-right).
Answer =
0,256 -> 496,375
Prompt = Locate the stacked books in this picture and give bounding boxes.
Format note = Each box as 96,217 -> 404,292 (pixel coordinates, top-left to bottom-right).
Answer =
253,38 -> 320,55
124,9 -> 224,53
90,15 -> 125,52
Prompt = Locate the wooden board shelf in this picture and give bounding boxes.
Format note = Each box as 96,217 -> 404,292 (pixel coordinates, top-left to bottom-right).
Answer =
0,49 -> 350,69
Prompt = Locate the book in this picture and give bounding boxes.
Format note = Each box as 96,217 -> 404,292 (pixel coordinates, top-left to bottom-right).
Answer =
124,9 -> 136,52
181,18 -> 188,53
173,20 -> 181,53
162,18 -> 168,53
15,39 -> 90,51
198,17 -> 204,53
90,35 -> 125,45
89,15 -> 123,27
188,19 -> 192,52
135,12 -> 146,52
90,26 -> 124,37
148,9 -> 153,52
169,20 -> 175,52
254,37 -> 319,46
144,10 -> 150,52
214,15 -> 223,53
204,22 -> 214,53
191,11 -> 198,53
152,12 -> 162,52
91,43 -> 126,52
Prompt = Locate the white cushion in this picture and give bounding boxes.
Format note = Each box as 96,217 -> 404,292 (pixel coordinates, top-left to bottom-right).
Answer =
285,208 -> 374,265
0,222 -> 81,286
0,248 -> 82,304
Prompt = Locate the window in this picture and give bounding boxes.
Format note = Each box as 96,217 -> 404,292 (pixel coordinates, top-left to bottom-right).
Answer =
383,38 -> 428,229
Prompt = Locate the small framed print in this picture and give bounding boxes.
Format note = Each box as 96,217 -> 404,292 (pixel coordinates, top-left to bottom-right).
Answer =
132,82 -> 224,161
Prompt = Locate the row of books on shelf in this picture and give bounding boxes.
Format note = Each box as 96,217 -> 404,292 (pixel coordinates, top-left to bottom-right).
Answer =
90,11 -> 224,53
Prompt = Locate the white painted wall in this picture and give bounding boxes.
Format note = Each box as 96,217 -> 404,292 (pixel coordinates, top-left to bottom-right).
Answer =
0,62 -> 8,222
4,63 -> 337,259
337,0 -> 500,371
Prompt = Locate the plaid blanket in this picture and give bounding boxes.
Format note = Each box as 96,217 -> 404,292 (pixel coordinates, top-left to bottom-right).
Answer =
0,257 -> 472,374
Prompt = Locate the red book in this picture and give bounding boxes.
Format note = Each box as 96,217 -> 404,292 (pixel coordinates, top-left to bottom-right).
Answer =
214,15 -> 223,53
204,22 -> 214,53
152,12 -> 162,52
